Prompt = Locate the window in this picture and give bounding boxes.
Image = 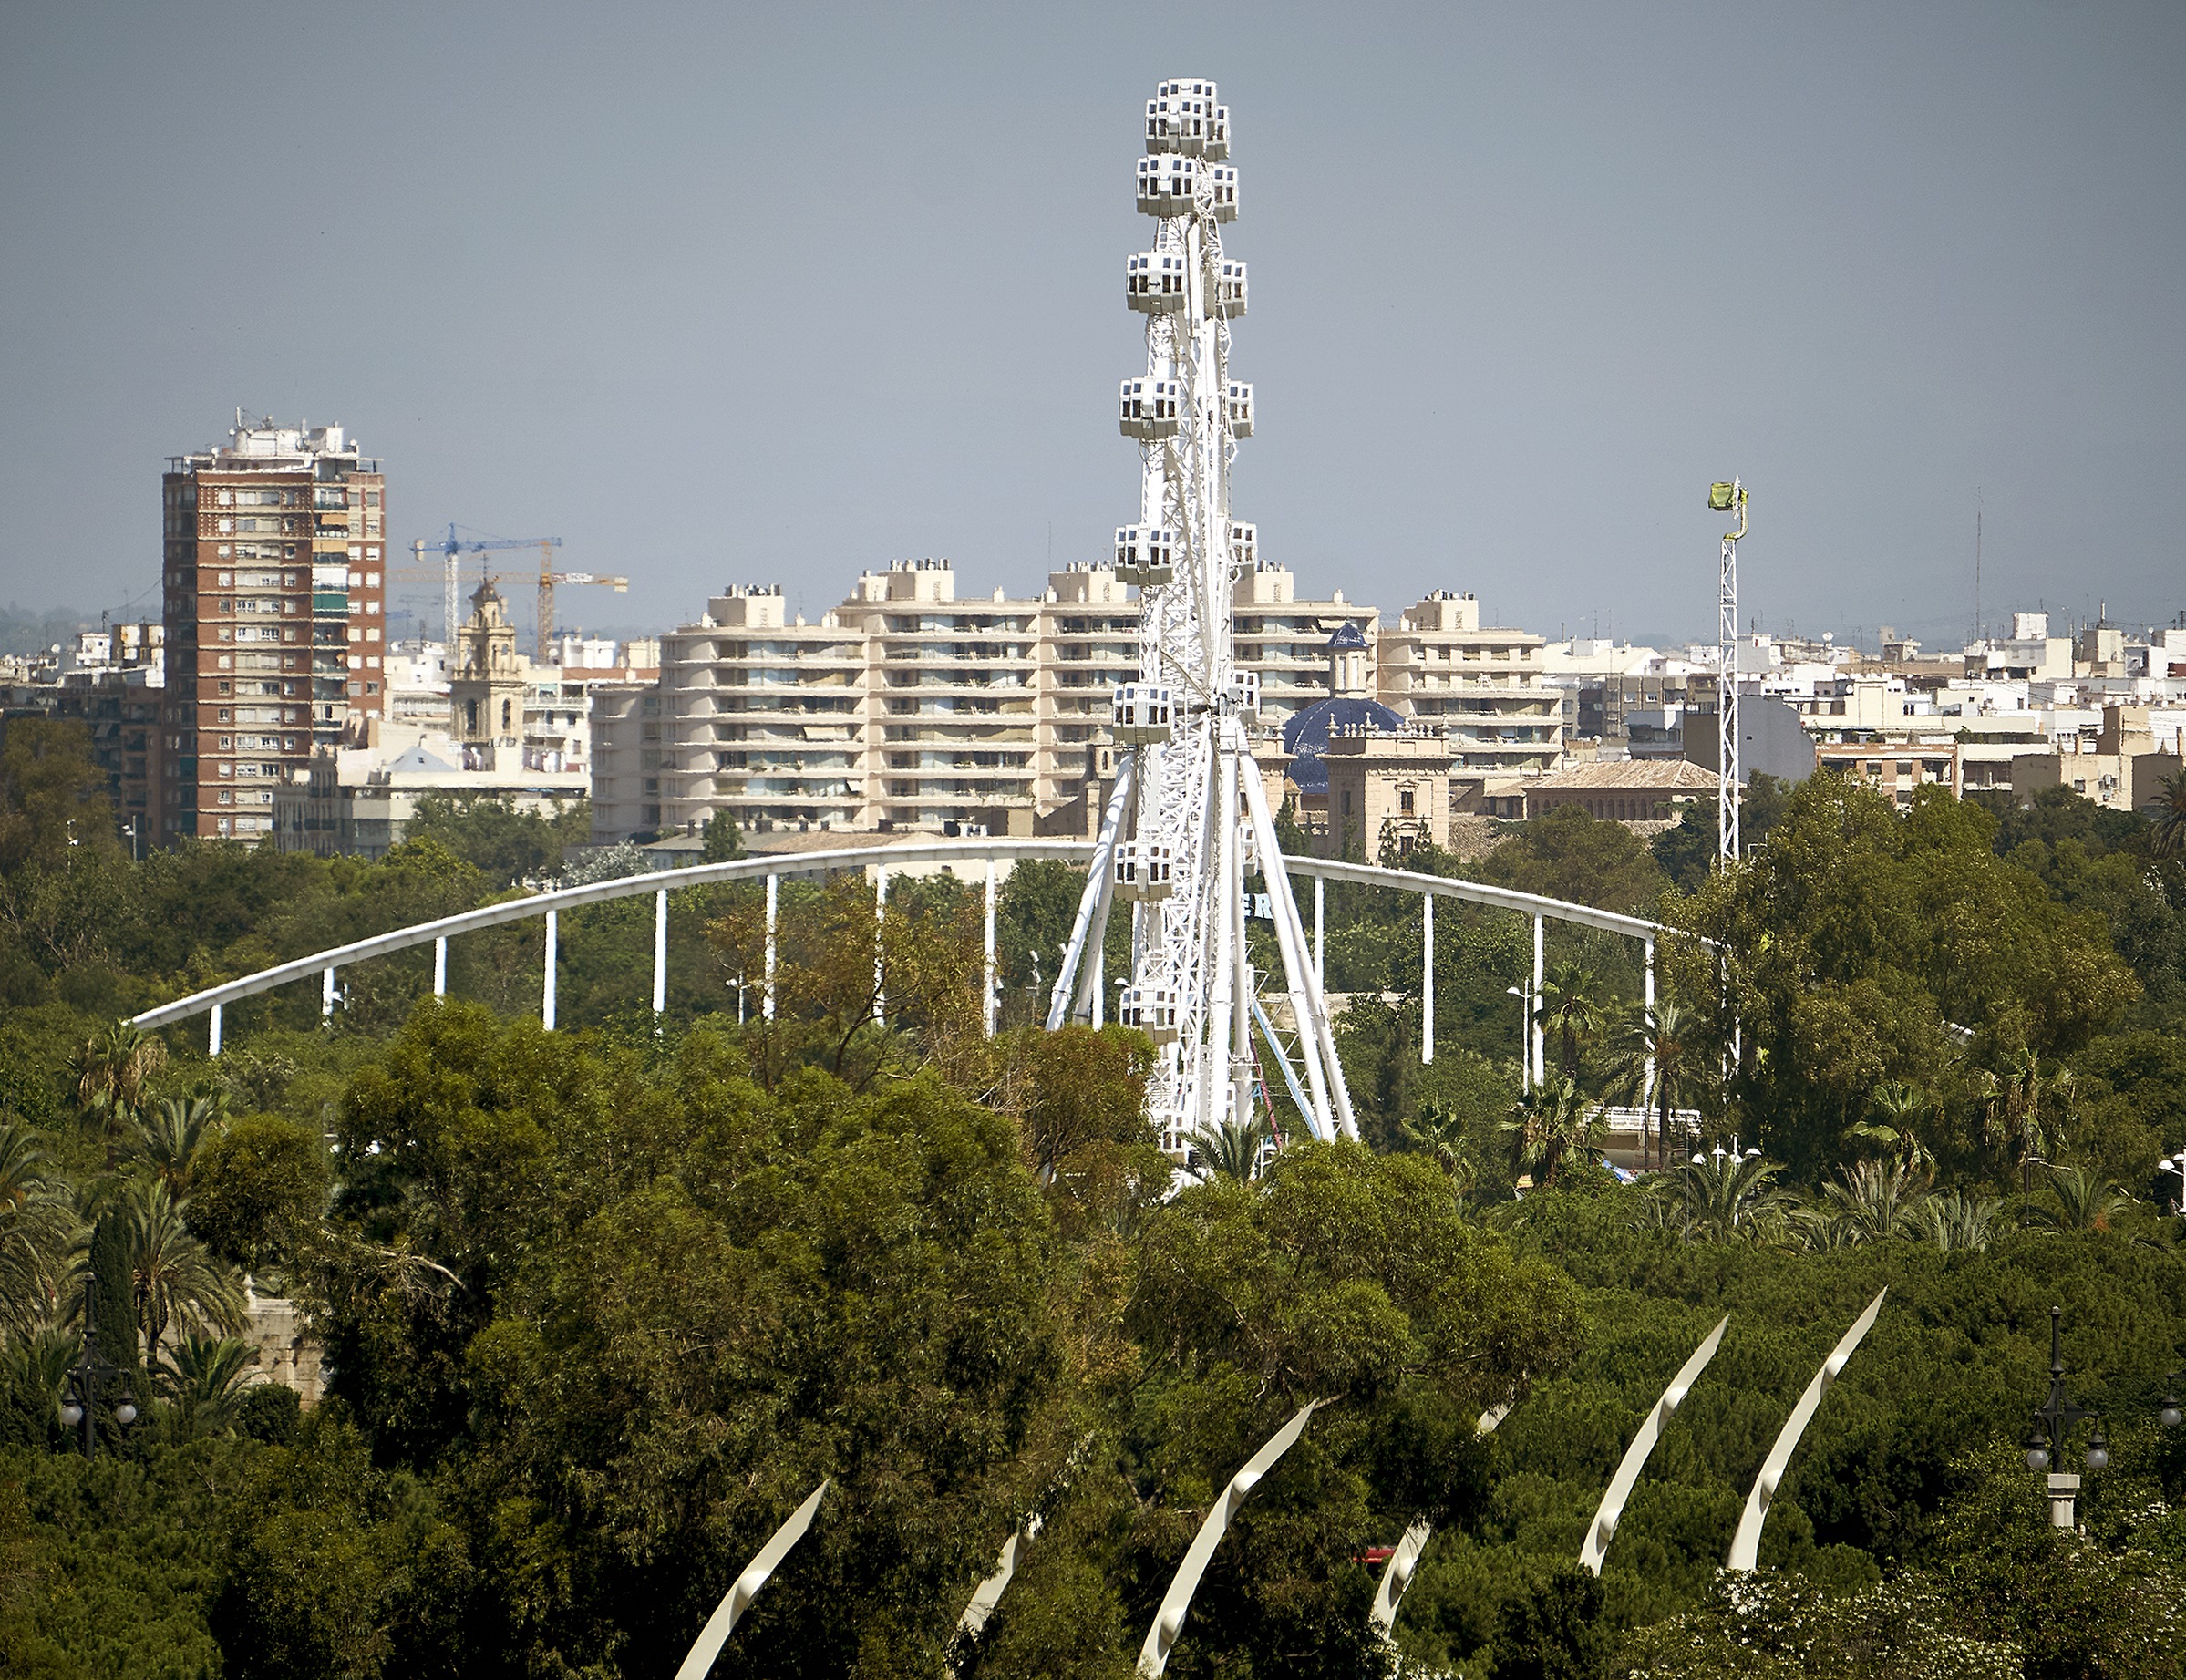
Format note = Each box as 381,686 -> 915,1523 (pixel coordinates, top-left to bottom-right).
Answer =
1398,786 -> 1416,815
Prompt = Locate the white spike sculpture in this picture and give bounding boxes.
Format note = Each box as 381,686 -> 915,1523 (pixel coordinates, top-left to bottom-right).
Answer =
1047,77 -> 1356,1151
1368,1403 -> 1511,1636
1138,1398 -> 1326,1676
1580,1315 -> 1731,1575
672,1479 -> 830,1680
1727,1290 -> 1887,1572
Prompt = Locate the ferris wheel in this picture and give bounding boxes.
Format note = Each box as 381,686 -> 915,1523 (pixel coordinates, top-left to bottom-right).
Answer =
1047,78 -> 1356,1151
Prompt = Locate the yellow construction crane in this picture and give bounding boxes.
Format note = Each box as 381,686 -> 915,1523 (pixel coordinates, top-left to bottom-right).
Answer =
536,540 -> 628,659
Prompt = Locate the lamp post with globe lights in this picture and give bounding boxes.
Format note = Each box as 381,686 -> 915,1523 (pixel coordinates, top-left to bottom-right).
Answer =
57,1284 -> 138,1458
2155,1152 -> 2186,1216
2026,1306 -> 2105,1528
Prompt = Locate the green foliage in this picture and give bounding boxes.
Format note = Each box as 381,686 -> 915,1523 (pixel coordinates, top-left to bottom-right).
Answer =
5,1440 -> 242,1680
701,812 -> 745,861
404,794 -> 589,889
186,1113 -> 329,1273
1479,806 -> 1667,915
1674,775 -> 2143,1180
1487,1563 -> 1607,1680
232,1384 -> 299,1447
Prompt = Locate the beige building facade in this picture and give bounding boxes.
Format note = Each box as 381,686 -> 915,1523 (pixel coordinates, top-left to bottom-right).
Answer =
597,558 -> 1554,844
1377,590 -> 1561,773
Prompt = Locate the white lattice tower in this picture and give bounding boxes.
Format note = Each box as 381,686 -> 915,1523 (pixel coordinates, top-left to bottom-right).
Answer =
1714,479 -> 1748,865
1047,79 -> 1356,1152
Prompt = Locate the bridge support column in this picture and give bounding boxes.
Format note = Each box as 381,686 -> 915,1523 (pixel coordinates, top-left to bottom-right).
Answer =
209,1004 -> 222,1056
543,910 -> 558,1030
984,861 -> 998,1037
653,889 -> 668,1016
322,967 -> 335,1019
1531,914 -> 1545,1087
1421,895 -> 1434,1065
433,936 -> 447,997
873,868 -> 888,1022
764,874 -> 778,1022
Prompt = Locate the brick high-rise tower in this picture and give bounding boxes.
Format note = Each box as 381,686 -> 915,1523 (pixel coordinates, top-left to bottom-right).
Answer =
160,414 -> 387,842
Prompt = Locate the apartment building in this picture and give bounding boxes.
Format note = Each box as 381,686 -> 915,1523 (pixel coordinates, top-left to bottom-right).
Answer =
599,557 -> 1544,844
1376,590 -> 1560,772
1232,562 -> 1378,723
160,416 -> 387,841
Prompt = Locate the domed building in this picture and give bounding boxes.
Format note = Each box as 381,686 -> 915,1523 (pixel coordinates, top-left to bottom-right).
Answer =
1279,623 -> 1404,798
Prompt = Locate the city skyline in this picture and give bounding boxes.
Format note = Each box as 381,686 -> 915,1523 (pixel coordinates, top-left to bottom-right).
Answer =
4,4 -> 2183,644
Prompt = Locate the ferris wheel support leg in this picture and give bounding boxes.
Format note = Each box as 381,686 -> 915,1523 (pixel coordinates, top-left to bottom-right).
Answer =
1047,763 -> 1136,1031
1237,754 -> 1341,1138
1314,877 -> 1325,990
1204,749 -> 1240,1134
1232,779 -> 1253,1132
1250,995 -> 1324,1141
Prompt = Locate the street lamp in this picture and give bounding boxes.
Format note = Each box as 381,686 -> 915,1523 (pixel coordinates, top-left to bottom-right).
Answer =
2028,1305 -> 2100,1528
57,1285 -> 138,1458
2157,1153 -> 2186,1216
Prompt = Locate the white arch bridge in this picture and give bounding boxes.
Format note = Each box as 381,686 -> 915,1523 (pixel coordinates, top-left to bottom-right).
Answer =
130,839 -> 1668,1121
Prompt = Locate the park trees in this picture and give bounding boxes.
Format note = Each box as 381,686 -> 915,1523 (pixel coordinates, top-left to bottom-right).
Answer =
1671,776 -> 2140,1178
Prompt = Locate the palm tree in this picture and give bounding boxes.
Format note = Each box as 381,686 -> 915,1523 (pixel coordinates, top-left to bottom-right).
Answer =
1534,963 -> 1607,1083
1604,999 -> 1705,1171
1982,1050 -> 2073,1180
1821,1159 -> 1930,1243
1191,1115 -> 1273,1187
1499,1077 -> 1604,1189
2026,1162 -> 2129,1232
1401,1098 -> 1479,1197
124,1181 -> 246,1359
1918,1190 -> 2007,1254
125,1095 -> 225,1196
2152,770 -> 2186,857
2,1326 -> 78,1419
70,1020 -> 167,1130
158,1333 -> 262,1438
1850,1082 -> 1937,1183
0,1123 -> 76,1336
1650,1149 -> 1799,1242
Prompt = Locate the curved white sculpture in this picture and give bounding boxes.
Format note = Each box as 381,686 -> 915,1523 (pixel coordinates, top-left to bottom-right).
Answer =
672,1479 -> 830,1680
1580,1315 -> 1731,1575
1138,1399 -> 1325,1677
1368,1403 -> 1511,1636
957,1517 -> 1039,1644
1726,1290 -> 1887,1572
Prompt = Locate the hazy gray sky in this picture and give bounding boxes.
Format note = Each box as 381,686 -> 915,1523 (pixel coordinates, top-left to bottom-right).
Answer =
4,2 -> 2181,647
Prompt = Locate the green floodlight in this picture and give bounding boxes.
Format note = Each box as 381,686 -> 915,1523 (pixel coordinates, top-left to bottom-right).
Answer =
1707,482 -> 1737,512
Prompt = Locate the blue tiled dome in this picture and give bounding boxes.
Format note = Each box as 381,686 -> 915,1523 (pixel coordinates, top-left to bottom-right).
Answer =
1282,696 -> 1404,795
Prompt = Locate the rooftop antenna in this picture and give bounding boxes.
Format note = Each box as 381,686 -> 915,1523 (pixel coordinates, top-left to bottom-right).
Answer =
1972,490 -> 1983,646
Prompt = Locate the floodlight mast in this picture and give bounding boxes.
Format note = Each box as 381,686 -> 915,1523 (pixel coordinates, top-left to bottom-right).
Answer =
1710,479 -> 1748,865
1047,79 -> 1356,1149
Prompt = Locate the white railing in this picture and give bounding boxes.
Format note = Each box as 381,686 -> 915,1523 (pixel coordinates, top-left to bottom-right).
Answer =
131,840 -> 1675,1073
